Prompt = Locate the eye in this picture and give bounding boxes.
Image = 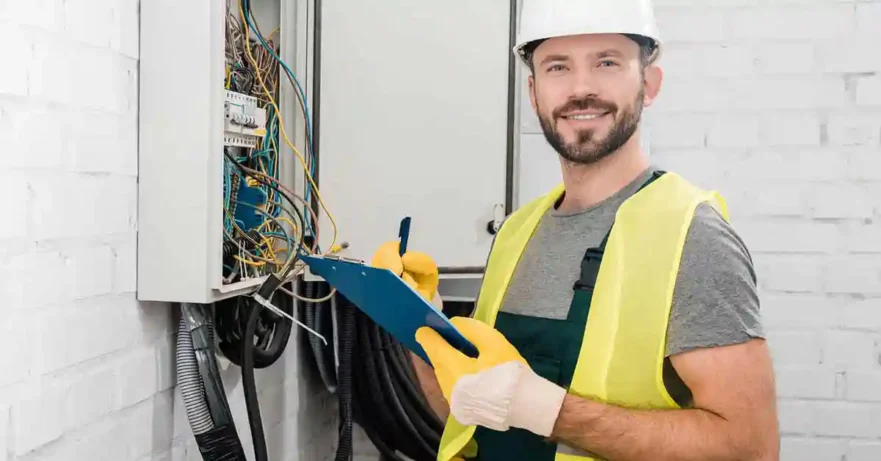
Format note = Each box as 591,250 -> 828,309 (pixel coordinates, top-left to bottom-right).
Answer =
547,64 -> 567,72
598,60 -> 618,68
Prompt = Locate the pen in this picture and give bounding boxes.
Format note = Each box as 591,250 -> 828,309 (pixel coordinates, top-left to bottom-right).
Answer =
398,217 -> 411,256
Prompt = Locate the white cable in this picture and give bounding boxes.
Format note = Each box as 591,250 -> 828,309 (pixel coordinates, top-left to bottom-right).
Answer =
252,294 -> 328,346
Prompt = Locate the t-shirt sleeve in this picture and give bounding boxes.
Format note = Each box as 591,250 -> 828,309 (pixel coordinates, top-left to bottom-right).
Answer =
665,202 -> 765,357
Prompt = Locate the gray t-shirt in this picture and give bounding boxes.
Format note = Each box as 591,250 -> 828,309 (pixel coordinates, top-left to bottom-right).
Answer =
495,166 -> 764,406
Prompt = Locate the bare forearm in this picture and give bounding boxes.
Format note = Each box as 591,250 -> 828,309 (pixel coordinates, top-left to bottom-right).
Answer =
551,394 -> 768,461
410,351 -> 450,421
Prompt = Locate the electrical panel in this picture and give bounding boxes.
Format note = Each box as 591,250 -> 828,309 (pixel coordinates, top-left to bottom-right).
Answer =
138,0 -> 311,303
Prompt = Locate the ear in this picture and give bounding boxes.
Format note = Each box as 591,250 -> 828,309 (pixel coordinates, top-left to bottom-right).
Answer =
642,65 -> 663,107
528,74 -> 537,112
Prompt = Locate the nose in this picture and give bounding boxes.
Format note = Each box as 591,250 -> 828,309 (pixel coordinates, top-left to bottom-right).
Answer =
569,64 -> 600,99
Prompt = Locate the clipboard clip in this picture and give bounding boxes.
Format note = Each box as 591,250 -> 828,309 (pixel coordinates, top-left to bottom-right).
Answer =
323,254 -> 366,265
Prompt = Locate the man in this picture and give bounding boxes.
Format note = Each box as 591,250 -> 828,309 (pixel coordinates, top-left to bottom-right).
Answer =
372,0 -> 780,460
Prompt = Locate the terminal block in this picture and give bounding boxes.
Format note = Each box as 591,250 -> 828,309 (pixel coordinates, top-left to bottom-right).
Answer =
224,90 -> 267,148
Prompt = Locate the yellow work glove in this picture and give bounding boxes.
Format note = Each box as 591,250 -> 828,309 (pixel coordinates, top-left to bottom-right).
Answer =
371,240 -> 441,305
414,317 -> 526,402
415,317 -> 567,437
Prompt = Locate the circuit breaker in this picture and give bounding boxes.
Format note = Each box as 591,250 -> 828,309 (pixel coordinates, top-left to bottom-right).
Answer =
224,91 -> 268,148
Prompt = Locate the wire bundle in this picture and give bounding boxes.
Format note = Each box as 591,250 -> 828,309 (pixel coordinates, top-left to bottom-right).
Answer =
222,0 -> 341,291
222,1 -> 294,285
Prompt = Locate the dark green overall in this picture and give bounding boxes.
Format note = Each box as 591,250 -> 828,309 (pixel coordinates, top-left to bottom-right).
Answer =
471,171 -> 664,460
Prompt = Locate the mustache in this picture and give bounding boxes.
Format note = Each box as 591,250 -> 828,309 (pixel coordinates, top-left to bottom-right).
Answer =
552,97 -> 617,118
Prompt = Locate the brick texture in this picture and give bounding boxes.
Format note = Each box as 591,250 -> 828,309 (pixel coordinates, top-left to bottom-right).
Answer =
0,1 -> 337,461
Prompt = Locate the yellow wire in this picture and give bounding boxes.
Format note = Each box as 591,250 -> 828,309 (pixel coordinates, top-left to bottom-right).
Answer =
235,255 -> 265,267
275,217 -> 300,237
239,1 -> 339,255
260,235 -> 279,260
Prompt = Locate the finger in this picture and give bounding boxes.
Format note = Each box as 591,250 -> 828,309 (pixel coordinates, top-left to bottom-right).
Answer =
402,252 -> 440,298
416,286 -> 433,301
401,272 -> 419,291
401,251 -> 438,276
370,241 -> 403,274
449,317 -> 508,351
415,326 -> 470,364
411,272 -> 439,299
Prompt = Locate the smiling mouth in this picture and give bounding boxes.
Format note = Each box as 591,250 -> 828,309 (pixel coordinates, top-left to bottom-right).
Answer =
562,112 -> 609,121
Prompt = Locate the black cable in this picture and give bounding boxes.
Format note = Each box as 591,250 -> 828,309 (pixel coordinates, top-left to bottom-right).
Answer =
302,281 -> 338,393
242,299 -> 269,461
215,287 -> 293,369
369,323 -> 438,458
357,415 -> 406,461
355,311 -> 403,449
385,332 -> 443,439
319,291 -> 445,461
334,295 -> 355,461
348,308 -> 442,461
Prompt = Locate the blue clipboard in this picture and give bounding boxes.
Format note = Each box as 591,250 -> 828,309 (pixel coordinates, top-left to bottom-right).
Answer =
299,254 -> 479,365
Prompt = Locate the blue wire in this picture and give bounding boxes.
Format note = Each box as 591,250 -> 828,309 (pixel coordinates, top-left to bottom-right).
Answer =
242,2 -> 319,251
245,11 -> 316,223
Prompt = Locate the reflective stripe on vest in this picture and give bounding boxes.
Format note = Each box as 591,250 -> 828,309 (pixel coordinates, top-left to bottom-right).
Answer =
435,172 -> 730,461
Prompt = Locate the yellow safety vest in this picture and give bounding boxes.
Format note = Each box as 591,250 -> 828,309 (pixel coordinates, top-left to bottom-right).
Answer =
436,171 -> 729,461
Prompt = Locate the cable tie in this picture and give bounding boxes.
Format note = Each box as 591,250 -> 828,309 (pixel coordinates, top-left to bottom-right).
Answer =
252,293 -> 328,346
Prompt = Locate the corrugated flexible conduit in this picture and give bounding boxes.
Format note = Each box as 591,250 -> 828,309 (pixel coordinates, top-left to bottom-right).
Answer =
303,279 -> 338,393
176,303 -> 248,461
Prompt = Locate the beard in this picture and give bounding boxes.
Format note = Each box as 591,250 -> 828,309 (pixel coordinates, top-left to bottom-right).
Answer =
536,87 -> 644,166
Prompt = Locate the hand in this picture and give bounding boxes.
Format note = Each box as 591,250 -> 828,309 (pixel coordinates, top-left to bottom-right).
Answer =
415,317 -> 567,437
371,240 -> 441,308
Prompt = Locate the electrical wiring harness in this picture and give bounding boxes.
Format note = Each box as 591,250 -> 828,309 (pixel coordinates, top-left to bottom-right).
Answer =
222,2 -> 302,286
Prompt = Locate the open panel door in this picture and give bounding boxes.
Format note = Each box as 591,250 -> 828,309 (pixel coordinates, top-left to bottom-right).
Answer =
315,0 -> 514,270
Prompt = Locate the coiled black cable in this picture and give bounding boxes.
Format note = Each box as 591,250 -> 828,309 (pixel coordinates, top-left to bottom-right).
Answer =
215,288 -> 293,369
384,331 -> 443,442
369,322 -> 437,458
345,305 -> 444,461
303,280 -> 338,393
306,285 -> 448,461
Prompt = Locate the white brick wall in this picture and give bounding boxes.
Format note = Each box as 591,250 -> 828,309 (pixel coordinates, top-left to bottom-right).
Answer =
642,1 -> 881,459
0,1 -> 337,460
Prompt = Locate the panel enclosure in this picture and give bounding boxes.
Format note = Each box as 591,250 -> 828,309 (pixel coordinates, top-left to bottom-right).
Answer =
138,0 -> 308,303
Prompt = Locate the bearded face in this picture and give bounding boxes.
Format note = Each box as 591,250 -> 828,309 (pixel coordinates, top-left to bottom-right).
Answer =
527,34 -> 656,166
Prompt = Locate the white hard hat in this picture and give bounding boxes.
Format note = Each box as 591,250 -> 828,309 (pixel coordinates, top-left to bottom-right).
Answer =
514,0 -> 662,68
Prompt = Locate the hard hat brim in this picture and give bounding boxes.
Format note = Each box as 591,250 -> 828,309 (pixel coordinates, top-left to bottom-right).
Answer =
513,32 -> 662,69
